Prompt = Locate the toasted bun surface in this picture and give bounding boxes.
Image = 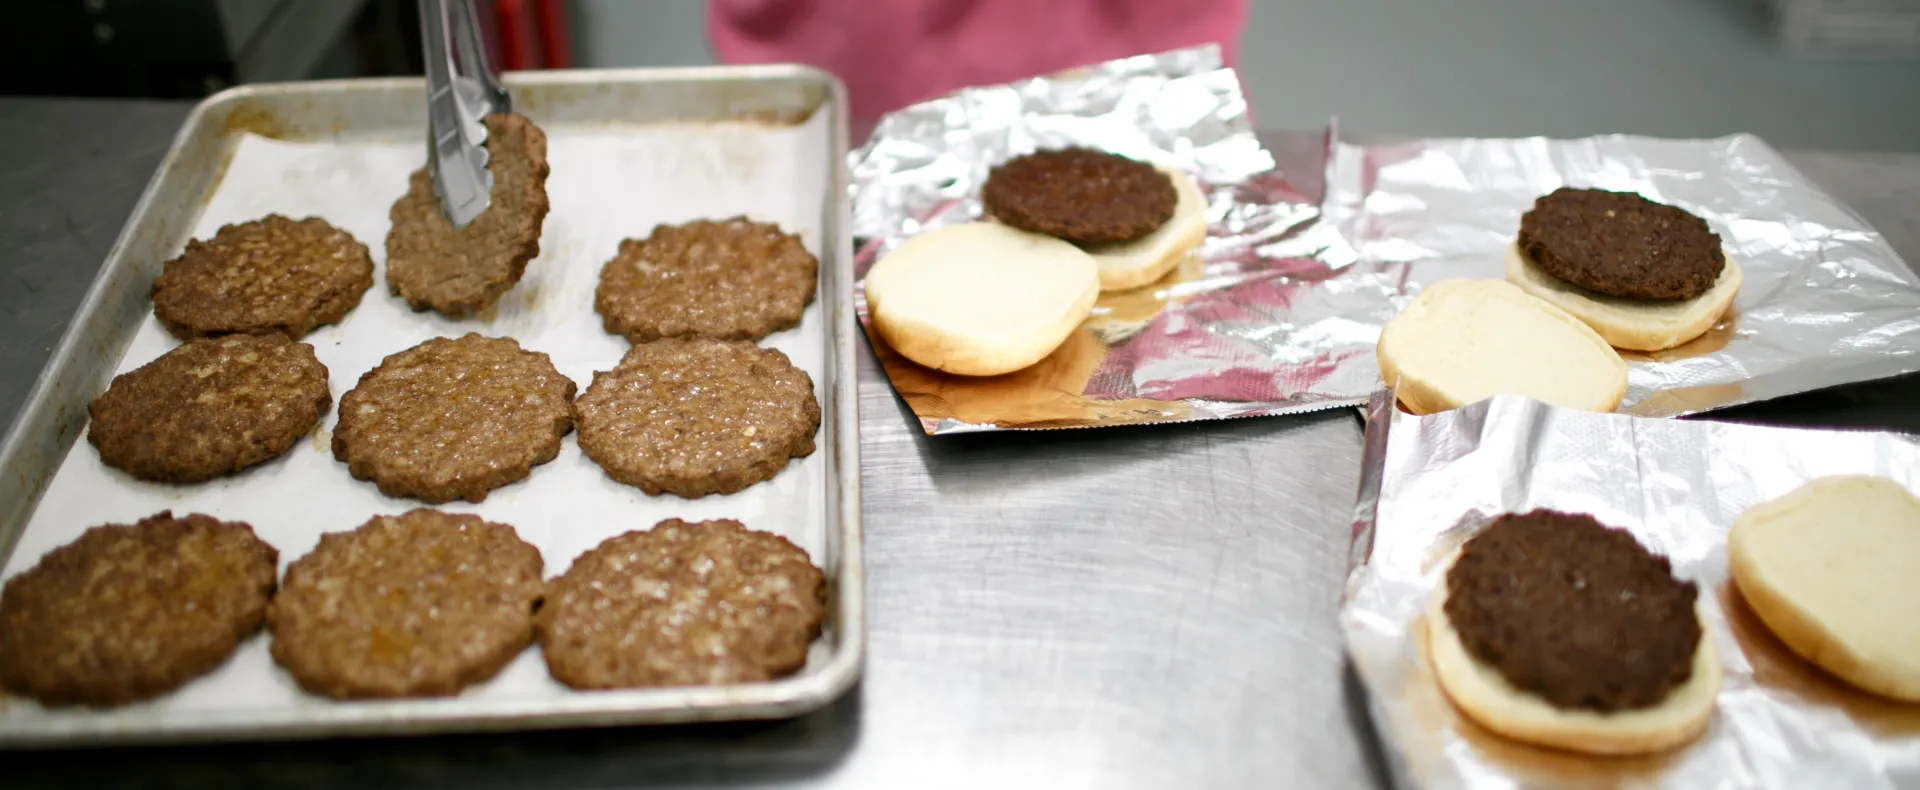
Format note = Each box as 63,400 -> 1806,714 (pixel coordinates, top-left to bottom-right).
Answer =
1505,242 -> 1743,352
1729,475 -> 1920,703
866,222 -> 1099,377
1377,279 -> 1627,415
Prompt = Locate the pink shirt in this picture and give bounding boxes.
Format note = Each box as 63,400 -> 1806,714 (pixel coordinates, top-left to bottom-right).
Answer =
708,0 -> 1248,121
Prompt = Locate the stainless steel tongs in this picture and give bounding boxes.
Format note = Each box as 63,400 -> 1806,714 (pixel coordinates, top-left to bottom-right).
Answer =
420,0 -> 511,228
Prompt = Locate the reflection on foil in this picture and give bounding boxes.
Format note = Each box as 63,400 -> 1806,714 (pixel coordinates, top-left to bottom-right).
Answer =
850,44 -> 1370,434
1089,264 -> 1402,404
1323,135 -> 1920,417
1343,394 -> 1920,790
1083,253 -> 1209,345
853,45 -> 1920,435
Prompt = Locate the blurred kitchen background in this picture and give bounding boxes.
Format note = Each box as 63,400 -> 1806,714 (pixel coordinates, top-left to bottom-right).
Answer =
5,0 -> 1918,151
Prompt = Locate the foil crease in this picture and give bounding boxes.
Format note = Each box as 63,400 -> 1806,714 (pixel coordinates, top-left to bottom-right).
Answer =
1343,393 -> 1920,790
852,45 -> 1920,435
850,45 -> 1374,434
1323,135 -> 1920,417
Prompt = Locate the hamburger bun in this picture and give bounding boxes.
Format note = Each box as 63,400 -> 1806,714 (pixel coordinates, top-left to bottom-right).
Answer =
1505,242 -> 1742,352
1081,166 -> 1210,292
1728,475 -> 1920,703
1428,573 -> 1721,755
1377,279 -> 1628,415
865,222 -> 1099,377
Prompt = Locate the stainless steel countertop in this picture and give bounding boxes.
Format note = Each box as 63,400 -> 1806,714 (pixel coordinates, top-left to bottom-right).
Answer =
4,97 -> 1919,790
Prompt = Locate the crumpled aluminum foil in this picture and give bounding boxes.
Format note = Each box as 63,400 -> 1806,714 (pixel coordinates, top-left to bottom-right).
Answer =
1323,135 -> 1920,417
851,45 -> 1920,434
1343,393 -> 1920,790
849,44 -> 1376,434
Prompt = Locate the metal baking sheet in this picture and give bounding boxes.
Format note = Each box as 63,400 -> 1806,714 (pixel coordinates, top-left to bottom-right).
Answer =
1343,392 -> 1920,789
0,66 -> 863,746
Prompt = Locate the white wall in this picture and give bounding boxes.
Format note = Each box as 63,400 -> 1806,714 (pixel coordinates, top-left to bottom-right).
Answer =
1237,0 -> 1920,151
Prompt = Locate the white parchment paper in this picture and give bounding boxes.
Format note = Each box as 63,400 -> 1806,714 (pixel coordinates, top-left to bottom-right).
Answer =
0,113 -> 835,729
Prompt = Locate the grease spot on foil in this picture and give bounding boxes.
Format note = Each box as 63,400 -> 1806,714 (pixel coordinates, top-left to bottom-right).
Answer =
863,323 -> 1191,430
1719,579 -> 1920,737
1348,397 -> 1920,789
851,45 -> 1370,434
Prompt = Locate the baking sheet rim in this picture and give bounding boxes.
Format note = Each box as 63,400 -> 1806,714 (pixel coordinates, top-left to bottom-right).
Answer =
0,66 -> 865,747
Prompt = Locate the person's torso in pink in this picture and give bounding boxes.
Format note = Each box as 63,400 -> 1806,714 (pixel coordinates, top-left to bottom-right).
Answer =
708,0 -> 1248,121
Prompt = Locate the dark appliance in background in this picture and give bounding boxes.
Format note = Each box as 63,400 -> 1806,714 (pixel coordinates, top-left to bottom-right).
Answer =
1,0 -> 570,100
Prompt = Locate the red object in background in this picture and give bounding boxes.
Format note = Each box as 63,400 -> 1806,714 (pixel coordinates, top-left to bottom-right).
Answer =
495,0 -> 572,70
537,0 -> 572,68
709,0 -> 1247,122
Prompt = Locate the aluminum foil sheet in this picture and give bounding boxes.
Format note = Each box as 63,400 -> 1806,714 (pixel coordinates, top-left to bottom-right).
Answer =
850,45 -> 1379,434
1343,392 -> 1920,790
1323,135 -> 1920,417
853,44 -> 1920,434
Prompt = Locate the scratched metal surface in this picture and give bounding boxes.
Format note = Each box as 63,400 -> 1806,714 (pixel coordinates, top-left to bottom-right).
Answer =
4,107 -> 1920,787
835,362 -> 1383,789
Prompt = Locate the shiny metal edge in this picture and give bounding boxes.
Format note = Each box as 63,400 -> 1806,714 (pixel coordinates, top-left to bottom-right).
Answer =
1340,391 -> 1414,790
922,396 -> 1373,435
1344,389 -> 1394,587
0,65 -> 864,747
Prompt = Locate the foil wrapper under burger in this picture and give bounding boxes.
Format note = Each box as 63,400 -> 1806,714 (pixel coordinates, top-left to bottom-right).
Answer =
853,43 -> 1920,433
849,45 -> 1383,434
1342,393 -> 1920,790
1323,135 -> 1920,417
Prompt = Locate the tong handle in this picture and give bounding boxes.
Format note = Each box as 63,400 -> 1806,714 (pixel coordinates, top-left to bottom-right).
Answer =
447,0 -> 511,118
420,0 -> 510,228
